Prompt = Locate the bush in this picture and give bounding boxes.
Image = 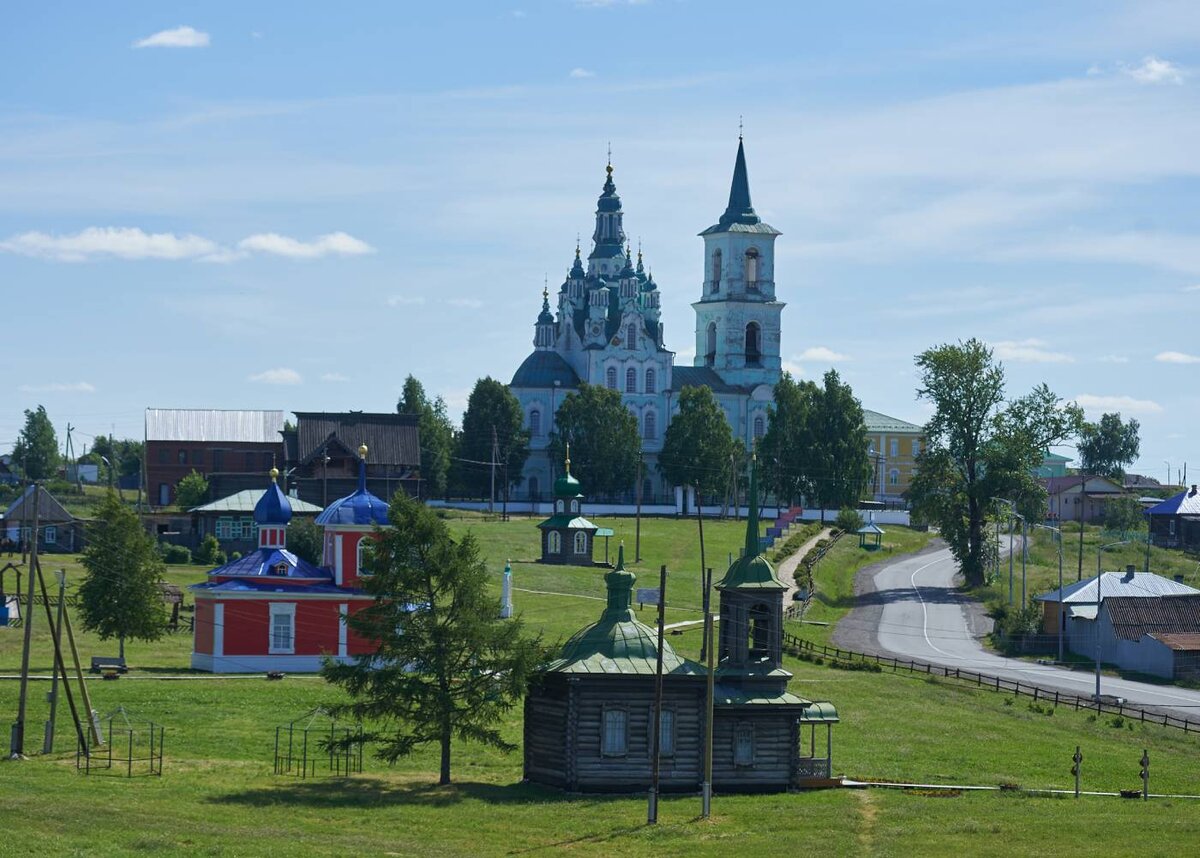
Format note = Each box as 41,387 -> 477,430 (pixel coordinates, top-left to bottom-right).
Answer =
161,543 -> 191,564
768,521 -> 821,564
192,534 -> 226,566
287,517 -> 323,565
175,470 -> 210,509
836,507 -> 864,533
995,605 -> 1041,638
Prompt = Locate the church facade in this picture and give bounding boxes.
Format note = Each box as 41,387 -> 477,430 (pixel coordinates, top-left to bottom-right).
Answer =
509,140 -> 782,503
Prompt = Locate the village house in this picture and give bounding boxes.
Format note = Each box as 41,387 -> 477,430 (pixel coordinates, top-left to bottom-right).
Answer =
145,408 -> 286,508
1041,475 -> 1125,523
1146,485 -> 1200,551
283,412 -> 420,507
190,489 -> 323,555
863,410 -> 924,503
2,485 -> 83,553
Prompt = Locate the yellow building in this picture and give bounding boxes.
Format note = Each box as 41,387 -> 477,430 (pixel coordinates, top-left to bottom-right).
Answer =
863,409 -> 925,503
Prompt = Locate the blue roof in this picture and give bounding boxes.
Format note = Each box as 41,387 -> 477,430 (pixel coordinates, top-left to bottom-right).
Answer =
254,481 -> 293,525
670,366 -> 748,394
204,547 -> 332,581
314,459 -> 389,526
190,578 -> 356,595
510,351 -> 581,389
1147,487 -> 1200,517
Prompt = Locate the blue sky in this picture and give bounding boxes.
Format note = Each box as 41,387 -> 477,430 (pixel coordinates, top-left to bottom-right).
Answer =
2,1 -> 1198,482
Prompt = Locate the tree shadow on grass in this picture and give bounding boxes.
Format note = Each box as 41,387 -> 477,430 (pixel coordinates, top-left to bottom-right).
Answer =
209,777 -> 590,810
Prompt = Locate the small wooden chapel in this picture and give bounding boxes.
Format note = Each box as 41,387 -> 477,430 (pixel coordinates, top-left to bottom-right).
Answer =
523,456 -> 838,792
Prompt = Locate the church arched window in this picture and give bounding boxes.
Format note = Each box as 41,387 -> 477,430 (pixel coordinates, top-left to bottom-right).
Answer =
606,366 -> 617,390
573,531 -> 588,555
705,322 -> 717,366
644,368 -> 656,394
643,411 -> 657,440
711,249 -> 722,292
745,322 -> 762,365
548,531 -> 562,554
625,368 -> 637,393
626,323 -> 637,349
529,409 -> 541,437
753,415 -> 765,439
745,248 -> 759,288
528,476 -> 540,500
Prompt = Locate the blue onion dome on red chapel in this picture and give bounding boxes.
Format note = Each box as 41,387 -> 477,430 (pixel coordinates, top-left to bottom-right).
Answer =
314,444 -> 390,527
253,467 -> 293,525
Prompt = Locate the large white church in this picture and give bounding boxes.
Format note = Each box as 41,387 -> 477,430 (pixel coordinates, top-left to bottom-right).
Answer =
509,139 -> 785,504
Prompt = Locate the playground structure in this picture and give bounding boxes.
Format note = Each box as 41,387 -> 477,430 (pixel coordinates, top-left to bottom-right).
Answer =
76,707 -> 164,777
274,708 -> 364,778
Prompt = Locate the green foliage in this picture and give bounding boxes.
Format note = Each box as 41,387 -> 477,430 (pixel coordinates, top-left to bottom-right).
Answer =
1077,412 -> 1140,479
78,491 -> 169,653
192,534 -> 226,566
836,507 -> 864,533
160,543 -> 191,564
451,377 -> 529,498
174,470 -> 210,509
13,405 -> 60,480
768,521 -> 822,564
909,339 -> 1082,587
658,385 -> 735,496
89,434 -> 144,479
761,373 -> 820,504
548,383 -> 640,498
323,494 -> 544,785
287,516 -> 323,565
398,374 -> 455,499
1104,495 -> 1147,537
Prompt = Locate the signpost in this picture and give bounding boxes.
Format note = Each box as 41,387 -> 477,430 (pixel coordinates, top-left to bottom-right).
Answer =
1071,746 -> 1082,798
636,588 -> 661,610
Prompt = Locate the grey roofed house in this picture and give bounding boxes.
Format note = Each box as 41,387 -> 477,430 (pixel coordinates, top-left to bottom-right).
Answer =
190,489 -> 324,515
1036,569 -> 1200,621
190,488 -> 324,554
145,409 -> 286,443
285,412 -> 421,506
2,485 -> 83,552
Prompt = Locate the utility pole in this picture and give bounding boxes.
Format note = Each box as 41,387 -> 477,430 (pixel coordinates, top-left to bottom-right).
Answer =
731,449 -> 739,522
43,568 -> 67,753
648,564 -> 667,825
635,453 -> 643,562
489,426 -> 498,515
11,484 -> 39,758
701,568 -> 715,819
36,563 -> 86,754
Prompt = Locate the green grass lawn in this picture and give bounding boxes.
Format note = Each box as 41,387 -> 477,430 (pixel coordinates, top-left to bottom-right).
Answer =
2,516 -> 1200,856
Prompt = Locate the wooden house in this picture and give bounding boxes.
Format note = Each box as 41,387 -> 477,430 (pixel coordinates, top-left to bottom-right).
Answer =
1147,485 -> 1200,550
284,412 -> 420,507
536,449 -> 598,565
190,489 -> 323,555
2,485 -> 83,553
523,457 -> 838,793
1041,475 -> 1124,523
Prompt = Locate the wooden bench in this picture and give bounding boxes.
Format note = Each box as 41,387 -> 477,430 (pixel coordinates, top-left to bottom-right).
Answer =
90,656 -> 127,674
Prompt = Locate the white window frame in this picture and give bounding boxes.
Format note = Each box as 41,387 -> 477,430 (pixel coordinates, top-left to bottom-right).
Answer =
529,409 -> 541,437
43,525 -> 57,545
625,368 -> 637,394
643,411 -> 656,440
644,368 -> 656,394
890,439 -> 899,458
602,706 -> 628,756
356,538 -> 374,577
573,531 -> 588,555
606,367 -> 618,390
215,517 -> 234,540
889,469 -> 900,487
911,439 -> 920,457
269,603 -> 296,655
548,531 -> 562,554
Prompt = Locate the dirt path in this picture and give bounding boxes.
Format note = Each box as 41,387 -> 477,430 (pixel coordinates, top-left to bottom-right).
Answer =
776,526 -> 833,601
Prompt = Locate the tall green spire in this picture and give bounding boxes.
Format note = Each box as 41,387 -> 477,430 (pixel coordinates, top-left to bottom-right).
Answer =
744,451 -> 761,559
717,449 -> 785,590
718,137 -> 761,228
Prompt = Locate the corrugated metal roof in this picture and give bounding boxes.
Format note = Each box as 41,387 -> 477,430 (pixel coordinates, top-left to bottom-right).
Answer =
1037,571 -> 1200,604
294,412 -> 420,467
1148,633 -> 1200,651
1106,595 -> 1200,641
1147,487 -> 1200,517
146,409 -> 285,443
1041,475 -> 1124,495
190,490 -> 323,515
862,409 -> 922,433
4,485 -> 74,523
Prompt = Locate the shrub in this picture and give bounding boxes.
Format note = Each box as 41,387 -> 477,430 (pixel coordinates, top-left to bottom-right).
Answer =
192,534 -> 226,566
175,470 -> 210,509
835,507 -> 864,534
161,543 -> 191,564
768,521 -> 821,564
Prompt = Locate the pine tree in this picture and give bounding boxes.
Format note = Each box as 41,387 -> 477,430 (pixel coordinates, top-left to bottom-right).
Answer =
78,491 -> 169,660
322,494 -> 543,785
13,405 -> 60,481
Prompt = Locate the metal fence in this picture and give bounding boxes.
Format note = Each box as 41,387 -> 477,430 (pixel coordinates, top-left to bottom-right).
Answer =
781,632 -> 1200,735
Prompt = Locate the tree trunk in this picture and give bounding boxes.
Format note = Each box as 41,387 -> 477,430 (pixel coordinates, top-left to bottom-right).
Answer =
119,634 -> 125,661
965,497 -> 985,587
439,720 -> 451,785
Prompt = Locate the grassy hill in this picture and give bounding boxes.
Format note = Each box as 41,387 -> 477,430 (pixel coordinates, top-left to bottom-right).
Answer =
1,515 -> 1199,856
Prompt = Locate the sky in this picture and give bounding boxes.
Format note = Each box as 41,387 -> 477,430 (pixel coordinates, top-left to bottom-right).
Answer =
2,1 -> 1198,483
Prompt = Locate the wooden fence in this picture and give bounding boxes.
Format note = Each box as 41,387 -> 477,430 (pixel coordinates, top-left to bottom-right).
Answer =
784,530 -> 844,621
781,632 -> 1200,735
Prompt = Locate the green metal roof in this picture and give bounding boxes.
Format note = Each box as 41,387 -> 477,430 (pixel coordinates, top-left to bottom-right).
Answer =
798,701 -> 840,722
542,546 -> 705,676
713,686 -> 809,707
536,514 -> 597,531
862,409 -> 923,434
190,490 -> 323,515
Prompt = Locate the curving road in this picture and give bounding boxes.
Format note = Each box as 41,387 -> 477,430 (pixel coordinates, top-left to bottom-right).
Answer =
853,544 -> 1200,722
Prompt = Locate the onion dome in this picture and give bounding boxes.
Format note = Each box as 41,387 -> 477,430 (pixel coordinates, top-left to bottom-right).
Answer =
253,467 -> 293,525
314,444 -> 390,527
553,445 -> 583,498
718,452 -> 786,591
597,161 -> 620,212
619,244 -> 636,278
569,243 -> 586,279
537,286 -> 554,325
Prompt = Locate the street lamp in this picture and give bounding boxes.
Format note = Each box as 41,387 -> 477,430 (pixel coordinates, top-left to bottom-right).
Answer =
1095,539 -> 1130,700
992,498 -> 1022,606
1032,524 -> 1064,663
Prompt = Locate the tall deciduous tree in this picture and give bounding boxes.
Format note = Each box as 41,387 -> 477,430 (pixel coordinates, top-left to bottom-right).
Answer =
78,491 -> 168,660
760,374 -> 819,507
451,377 -> 529,498
174,470 -> 210,508
13,405 -> 60,481
811,370 -> 872,516
548,383 -> 641,498
909,339 -> 1081,587
658,385 -> 736,500
397,375 -> 455,499
322,494 -> 543,785
1077,412 -> 1140,480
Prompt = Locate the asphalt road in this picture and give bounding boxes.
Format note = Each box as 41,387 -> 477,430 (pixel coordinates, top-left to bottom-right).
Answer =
864,544 -> 1200,722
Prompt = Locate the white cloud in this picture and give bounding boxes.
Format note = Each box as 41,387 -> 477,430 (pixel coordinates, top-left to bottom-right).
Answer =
17,381 -> 95,393
1185,284 -> 1200,292
133,26 -> 210,49
796,346 -> 848,362
781,361 -> 806,377
237,231 -> 374,258
447,298 -> 484,309
569,68 -> 596,79
992,338 -> 1074,363
0,226 -> 220,262
1074,393 -> 1163,416
1155,350 -> 1200,364
387,295 -> 426,306
510,10 -> 527,18
1098,354 -> 1130,363
320,372 -> 350,382
248,368 -> 302,385
1121,55 -> 1184,85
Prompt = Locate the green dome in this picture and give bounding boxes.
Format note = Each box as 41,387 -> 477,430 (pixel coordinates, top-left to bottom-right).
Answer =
554,447 -> 583,498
